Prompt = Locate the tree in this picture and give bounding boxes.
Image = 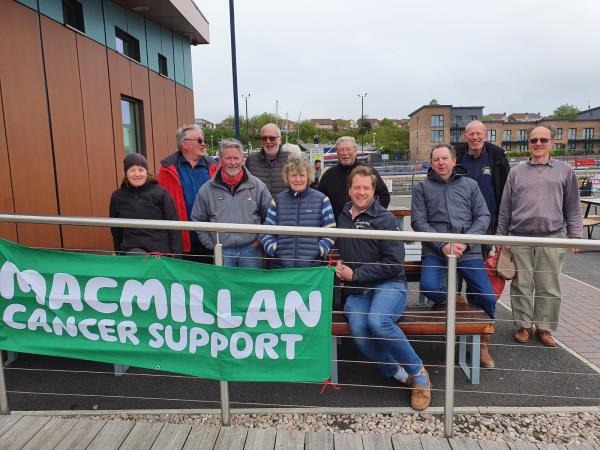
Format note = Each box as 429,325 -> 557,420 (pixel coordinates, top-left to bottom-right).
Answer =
553,104 -> 580,120
481,114 -> 492,122
429,98 -> 439,106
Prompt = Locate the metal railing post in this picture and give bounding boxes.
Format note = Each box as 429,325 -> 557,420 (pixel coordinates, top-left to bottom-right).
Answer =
444,244 -> 457,438
214,233 -> 231,427
0,352 -> 10,414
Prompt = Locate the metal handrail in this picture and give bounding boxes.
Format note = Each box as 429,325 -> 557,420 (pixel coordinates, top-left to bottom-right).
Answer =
0,212 -> 599,438
0,213 -> 598,250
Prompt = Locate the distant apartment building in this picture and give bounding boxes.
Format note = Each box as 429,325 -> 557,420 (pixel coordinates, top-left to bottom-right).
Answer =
196,118 -> 216,129
408,105 -> 483,161
0,0 -> 209,250
408,104 -> 600,160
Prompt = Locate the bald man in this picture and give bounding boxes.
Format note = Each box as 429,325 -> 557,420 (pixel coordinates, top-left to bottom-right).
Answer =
454,120 -> 510,237
245,123 -> 290,194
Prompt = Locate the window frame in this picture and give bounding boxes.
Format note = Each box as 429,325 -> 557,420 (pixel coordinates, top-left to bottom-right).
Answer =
115,27 -> 141,62
62,0 -> 85,33
121,96 -> 145,156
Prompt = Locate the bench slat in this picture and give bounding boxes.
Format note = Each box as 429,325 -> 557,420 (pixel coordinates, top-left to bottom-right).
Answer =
332,304 -> 495,336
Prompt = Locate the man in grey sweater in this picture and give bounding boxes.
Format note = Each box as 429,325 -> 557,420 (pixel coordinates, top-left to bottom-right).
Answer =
497,125 -> 582,347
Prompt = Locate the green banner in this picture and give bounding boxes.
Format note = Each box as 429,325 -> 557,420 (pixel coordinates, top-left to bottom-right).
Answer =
0,238 -> 333,382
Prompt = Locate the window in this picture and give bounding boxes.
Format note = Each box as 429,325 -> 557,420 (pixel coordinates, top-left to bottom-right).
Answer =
519,129 -> 528,141
431,130 -> 444,142
555,128 -> 563,140
553,143 -> 565,150
584,128 -> 594,140
121,97 -> 144,156
469,115 -> 477,121
115,27 -> 140,62
568,142 -> 576,150
503,130 -> 511,142
584,142 -> 593,151
568,128 -> 577,140
488,130 -> 496,142
63,0 -> 85,33
502,143 -> 511,151
451,131 -> 461,142
519,143 -> 527,151
431,115 -> 444,127
158,54 -> 168,77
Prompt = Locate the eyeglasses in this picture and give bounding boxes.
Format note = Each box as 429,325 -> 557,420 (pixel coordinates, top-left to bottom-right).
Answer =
186,137 -> 206,145
261,136 -> 279,142
529,138 -> 550,144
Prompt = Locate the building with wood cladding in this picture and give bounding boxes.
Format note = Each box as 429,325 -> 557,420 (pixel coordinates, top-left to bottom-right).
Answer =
0,0 -> 209,251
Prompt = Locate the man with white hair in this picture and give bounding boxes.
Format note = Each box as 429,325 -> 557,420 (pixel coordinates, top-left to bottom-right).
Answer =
191,139 -> 272,268
317,136 -> 390,220
158,124 -> 213,261
245,123 -> 289,194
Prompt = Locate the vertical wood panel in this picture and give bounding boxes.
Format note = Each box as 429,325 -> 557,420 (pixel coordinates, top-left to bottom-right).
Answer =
163,78 -> 178,156
0,2 -> 61,247
0,82 -> 18,242
107,50 -> 132,174
130,63 -> 156,173
41,17 -> 95,249
149,72 -> 168,167
175,83 -> 188,130
185,87 -> 195,125
77,34 -> 118,250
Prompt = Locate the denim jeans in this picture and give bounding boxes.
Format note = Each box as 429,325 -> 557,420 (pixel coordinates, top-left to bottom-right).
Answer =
344,281 -> 423,377
222,244 -> 262,269
420,255 -> 496,319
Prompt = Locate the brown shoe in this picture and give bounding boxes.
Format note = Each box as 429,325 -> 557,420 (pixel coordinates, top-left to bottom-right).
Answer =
480,334 -> 495,368
535,329 -> 556,347
514,327 -> 532,343
407,367 -> 431,411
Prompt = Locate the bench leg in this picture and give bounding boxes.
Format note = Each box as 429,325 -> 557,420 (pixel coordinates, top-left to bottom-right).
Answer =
114,364 -> 129,376
3,352 -> 17,366
331,336 -> 339,384
458,335 -> 481,385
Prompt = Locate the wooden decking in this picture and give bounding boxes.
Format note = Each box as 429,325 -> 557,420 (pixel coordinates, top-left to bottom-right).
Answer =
0,414 -> 595,450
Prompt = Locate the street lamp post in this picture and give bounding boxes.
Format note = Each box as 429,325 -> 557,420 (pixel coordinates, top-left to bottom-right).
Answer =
242,93 -> 251,148
358,93 -> 367,154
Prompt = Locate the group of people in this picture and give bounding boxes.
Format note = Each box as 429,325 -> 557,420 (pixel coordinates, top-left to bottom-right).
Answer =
108,119 -> 583,412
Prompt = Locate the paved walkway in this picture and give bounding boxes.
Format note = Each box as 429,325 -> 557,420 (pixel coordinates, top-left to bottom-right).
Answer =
499,273 -> 600,368
1,414 -> 598,450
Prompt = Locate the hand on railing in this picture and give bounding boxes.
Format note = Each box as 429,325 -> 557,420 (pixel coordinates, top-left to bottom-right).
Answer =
442,243 -> 467,257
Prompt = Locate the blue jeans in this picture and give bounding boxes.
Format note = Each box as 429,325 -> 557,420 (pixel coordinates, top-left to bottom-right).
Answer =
344,281 -> 423,377
222,244 -> 262,269
420,255 -> 496,319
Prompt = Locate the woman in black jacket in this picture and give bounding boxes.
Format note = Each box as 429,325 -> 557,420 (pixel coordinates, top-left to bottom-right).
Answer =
109,153 -> 182,256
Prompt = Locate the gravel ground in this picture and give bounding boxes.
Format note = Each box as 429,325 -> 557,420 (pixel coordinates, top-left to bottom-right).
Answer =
73,411 -> 600,446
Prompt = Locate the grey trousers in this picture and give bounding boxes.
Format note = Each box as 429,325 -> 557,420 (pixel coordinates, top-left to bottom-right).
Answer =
509,232 -> 567,332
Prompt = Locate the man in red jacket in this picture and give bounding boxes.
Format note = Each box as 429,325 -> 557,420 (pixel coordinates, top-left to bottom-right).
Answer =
158,124 -> 213,262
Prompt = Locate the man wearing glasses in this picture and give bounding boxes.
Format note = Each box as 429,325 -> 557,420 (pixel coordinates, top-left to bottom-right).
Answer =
245,123 -> 289,194
158,124 -> 214,262
497,125 -> 582,347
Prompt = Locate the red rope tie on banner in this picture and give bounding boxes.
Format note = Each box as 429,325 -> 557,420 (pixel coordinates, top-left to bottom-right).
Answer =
144,252 -> 174,261
320,378 -> 341,394
327,252 -> 335,268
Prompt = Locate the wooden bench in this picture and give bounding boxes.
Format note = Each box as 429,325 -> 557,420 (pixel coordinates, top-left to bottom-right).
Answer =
331,303 -> 496,385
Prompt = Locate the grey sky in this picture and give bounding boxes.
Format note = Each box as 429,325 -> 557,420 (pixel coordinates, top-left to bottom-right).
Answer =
192,0 -> 600,123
